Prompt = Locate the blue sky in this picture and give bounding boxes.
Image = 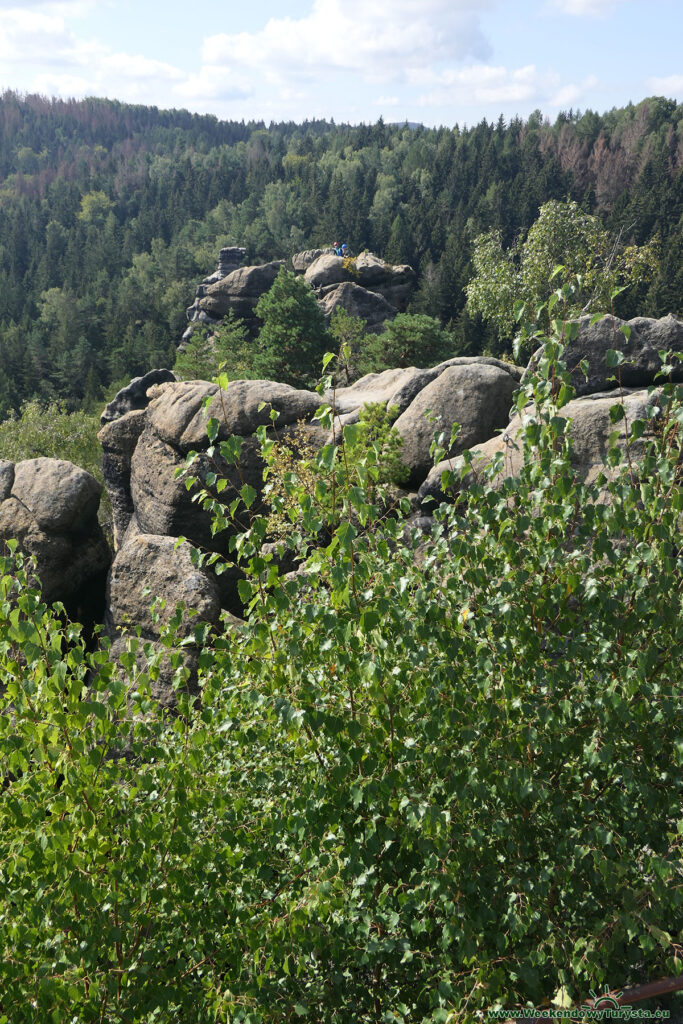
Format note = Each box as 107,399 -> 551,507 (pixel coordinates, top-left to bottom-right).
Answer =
0,0 -> 681,126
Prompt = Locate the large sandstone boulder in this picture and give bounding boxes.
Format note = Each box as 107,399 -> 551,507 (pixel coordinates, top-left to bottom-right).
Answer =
100,368 -> 176,425
352,252 -> 416,307
526,314 -> 683,397
147,379 -> 322,452
98,409 -> 148,548
393,362 -> 520,486
292,248 -> 331,273
0,458 -> 110,609
330,367 -> 425,417
130,424 -> 265,553
318,281 -> 397,333
199,261 -> 285,327
418,387 -> 664,507
304,253 -> 348,290
106,531 -> 221,640
304,252 -> 416,311
126,380 -> 325,557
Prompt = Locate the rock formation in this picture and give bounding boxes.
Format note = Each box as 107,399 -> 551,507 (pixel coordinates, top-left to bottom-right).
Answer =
5,308 -> 678,708
420,313 -> 683,508
180,247 -> 417,346
0,457 -> 110,621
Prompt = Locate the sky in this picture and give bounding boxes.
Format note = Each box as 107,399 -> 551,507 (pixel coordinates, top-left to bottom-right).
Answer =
0,0 -> 681,128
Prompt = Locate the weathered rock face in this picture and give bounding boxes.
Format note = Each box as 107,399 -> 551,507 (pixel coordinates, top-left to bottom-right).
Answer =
394,362 -> 521,487
181,247 -> 417,347
0,458 -> 110,612
418,387 -> 665,508
106,531 -> 221,640
95,313 -> 677,646
198,261 -> 285,331
292,248 -> 331,273
318,281 -> 398,333
304,251 -> 415,330
526,313 -> 683,397
100,368 -> 176,425
98,410 -> 148,547
183,247 -> 248,340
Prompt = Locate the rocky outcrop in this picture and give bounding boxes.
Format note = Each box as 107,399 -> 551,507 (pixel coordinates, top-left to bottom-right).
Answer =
418,386 -> 667,508
180,247 -> 417,347
526,313 -> 683,396
0,457 -> 110,615
106,530 -> 221,640
292,248 -> 331,273
100,368 -> 176,425
304,251 -> 415,332
183,247 -> 248,340
198,261 -> 286,334
393,362 -> 522,487
318,281 -> 398,333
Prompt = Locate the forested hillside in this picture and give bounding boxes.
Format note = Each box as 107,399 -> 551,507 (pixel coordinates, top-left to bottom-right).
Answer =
0,91 -> 681,416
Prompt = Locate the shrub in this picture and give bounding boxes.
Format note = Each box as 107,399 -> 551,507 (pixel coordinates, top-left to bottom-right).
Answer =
0,317 -> 681,1021
360,312 -> 457,373
173,311 -> 252,382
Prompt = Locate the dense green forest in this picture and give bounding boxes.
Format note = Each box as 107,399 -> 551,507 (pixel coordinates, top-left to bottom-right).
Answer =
0,91 -> 682,416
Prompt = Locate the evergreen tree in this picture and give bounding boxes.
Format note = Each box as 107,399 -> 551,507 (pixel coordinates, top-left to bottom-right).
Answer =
253,268 -> 331,387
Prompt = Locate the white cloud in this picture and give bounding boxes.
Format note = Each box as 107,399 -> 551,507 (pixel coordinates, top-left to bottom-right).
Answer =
647,74 -> 683,96
417,64 -> 549,107
202,0 -> 495,88
551,75 -> 599,107
413,63 -> 600,115
547,0 -> 627,15
173,66 -> 252,103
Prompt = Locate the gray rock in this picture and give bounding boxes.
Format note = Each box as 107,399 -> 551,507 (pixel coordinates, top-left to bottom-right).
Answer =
98,410 -> 148,549
199,261 -> 285,322
106,531 -> 221,640
10,457 -> 102,533
353,252 -> 416,309
0,460 -> 14,502
292,249 -> 331,273
218,246 -> 247,277
525,314 -> 683,397
388,357 -> 522,417
130,423 -> 265,554
100,368 -> 176,425
304,253 -> 348,290
329,367 -> 424,416
146,379 -> 321,453
318,281 -> 397,333
0,458 -> 110,606
394,363 -> 520,487
418,387 -> 663,507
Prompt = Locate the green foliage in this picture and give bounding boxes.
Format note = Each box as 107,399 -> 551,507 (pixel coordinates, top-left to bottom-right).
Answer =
360,313 -> 457,373
1,94 -> 681,414
0,399 -> 102,480
2,324 -> 681,1019
173,312 -> 252,382
329,306 -> 367,383
0,399 -> 112,536
253,267 -> 332,387
465,200 -> 660,346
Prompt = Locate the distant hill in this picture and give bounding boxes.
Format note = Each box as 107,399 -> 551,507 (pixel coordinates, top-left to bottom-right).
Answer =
0,90 -> 680,417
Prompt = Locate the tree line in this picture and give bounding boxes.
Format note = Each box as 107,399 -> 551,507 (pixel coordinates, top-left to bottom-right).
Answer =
0,91 -> 681,417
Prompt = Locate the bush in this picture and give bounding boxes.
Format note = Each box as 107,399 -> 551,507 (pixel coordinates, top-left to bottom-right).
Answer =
173,311 -> 252,382
360,312 -> 457,373
0,319 -> 681,1021
0,400 -> 112,536
253,267 -> 332,388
